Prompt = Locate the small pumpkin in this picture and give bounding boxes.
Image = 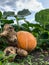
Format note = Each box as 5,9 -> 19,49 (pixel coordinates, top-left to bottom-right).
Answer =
17,31 -> 37,51
4,46 -> 16,61
17,48 -> 28,56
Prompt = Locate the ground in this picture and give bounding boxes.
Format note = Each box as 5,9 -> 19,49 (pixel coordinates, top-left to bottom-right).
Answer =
13,49 -> 49,65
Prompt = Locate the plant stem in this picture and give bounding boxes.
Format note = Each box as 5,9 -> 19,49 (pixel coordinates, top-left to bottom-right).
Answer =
16,18 -> 20,30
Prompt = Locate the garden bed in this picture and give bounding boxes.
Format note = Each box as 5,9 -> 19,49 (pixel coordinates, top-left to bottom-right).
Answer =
13,49 -> 49,65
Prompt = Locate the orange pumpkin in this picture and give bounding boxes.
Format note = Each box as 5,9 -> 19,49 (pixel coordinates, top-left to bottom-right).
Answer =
17,31 -> 37,51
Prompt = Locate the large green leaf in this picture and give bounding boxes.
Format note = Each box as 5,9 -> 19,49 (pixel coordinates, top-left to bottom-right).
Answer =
23,20 -> 42,28
25,23 -> 43,31
35,9 -> 49,24
12,24 -> 26,31
3,11 -> 15,18
0,19 -> 14,24
17,9 -> 31,17
21,23 -> 32,32
14,15 -> 25,21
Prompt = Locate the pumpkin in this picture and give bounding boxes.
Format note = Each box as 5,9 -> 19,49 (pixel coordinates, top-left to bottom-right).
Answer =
4,46 -> 16,61
17,48 -> 28,56
17,31 -> 37,51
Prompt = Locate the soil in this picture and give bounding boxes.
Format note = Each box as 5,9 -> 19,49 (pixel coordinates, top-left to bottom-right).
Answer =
14,49 -> 49,65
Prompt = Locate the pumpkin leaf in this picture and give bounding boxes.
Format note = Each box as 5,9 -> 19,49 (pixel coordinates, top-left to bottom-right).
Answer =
3,11 -> 15,18
28,23 -> 41,28
40,32 -> 49,39
0,51 -> 5,60
12,24 -> 26,31
3,62 -> 17,65
35,9 -> 49,24
21,23 -> 30,31
22,23 -> 28,28
37,39 -> 49,47
32,28 -> 41,34
0,19 -> 14,24
0,61 -> 2,65
21,24 -> 31,32
17,9 -> 31,17
15,16 -> 25,21
45,24 -> 49,31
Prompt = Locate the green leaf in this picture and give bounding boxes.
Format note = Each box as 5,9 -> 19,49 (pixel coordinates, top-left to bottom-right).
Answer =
3,54 -> 16,61
21,23 -> 30,31
28,23 -> 41,28
0,19 -> 14,24
0,51 -> 4,60
35,9 -> 49,24
3,11 -> 15,18
37,39 -> 49,46
22,23 -> 28,28
33,28 -> 40,33
45,24 -> 49,31
3,62 -> 17,65
17,9 -> 31,17
40,32 -> 49,39
0,11 -> 2,19
0,61 -> 2,65
32,32 -> 39,37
